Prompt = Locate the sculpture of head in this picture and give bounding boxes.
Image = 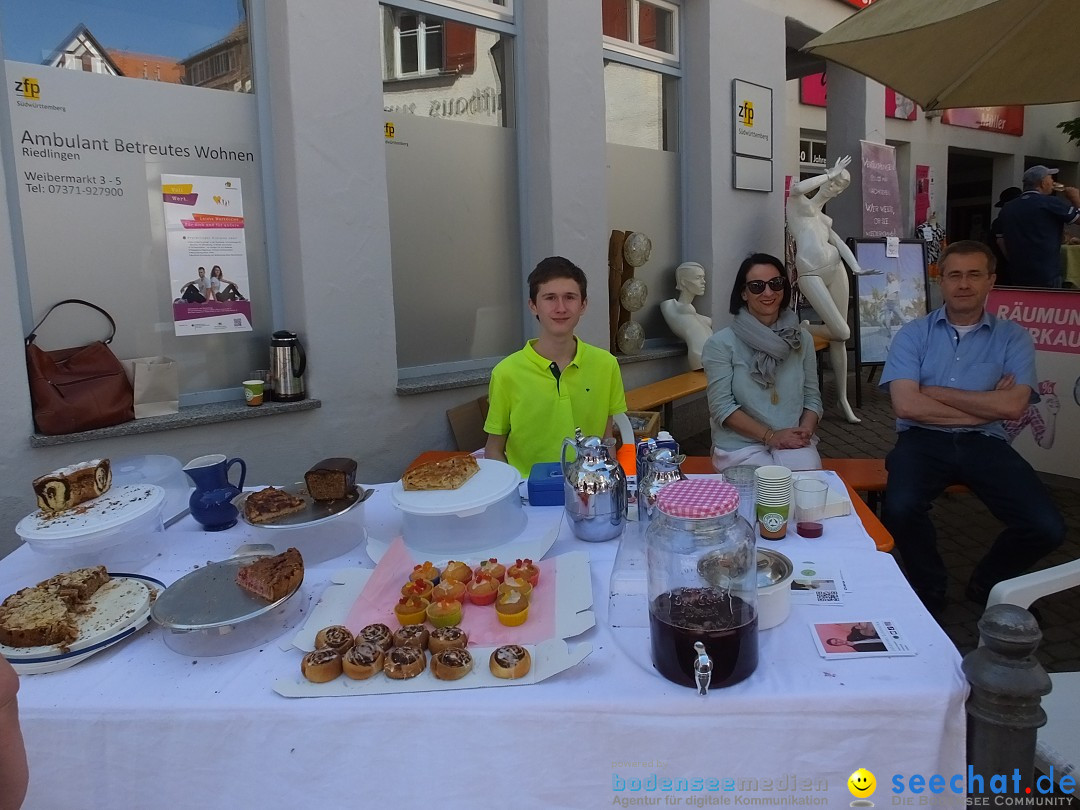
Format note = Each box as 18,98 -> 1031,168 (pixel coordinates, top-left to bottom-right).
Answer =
674,262 -> 706,297
825,169 -> 851,196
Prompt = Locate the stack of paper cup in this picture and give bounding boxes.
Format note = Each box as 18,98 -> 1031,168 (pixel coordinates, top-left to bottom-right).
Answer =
754,465 -> 792,540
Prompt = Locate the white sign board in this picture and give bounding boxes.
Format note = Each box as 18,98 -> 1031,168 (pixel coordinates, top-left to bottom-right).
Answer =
732,79 -> 773,159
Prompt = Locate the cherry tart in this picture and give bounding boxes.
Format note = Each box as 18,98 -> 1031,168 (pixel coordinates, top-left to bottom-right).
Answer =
428,626 -> 468,654
489,644 -> 531,680
431,648 -> 473,681
507,558 -> 540,587
301,648 -> 343,683
314,625 -> 355,655
356,623 -> 394,652
342,641 -> 384,680
383,645 -> 426,680
393,623 -> 430,650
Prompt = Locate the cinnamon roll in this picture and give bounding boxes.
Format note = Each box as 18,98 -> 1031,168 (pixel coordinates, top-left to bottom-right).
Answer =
489,644 -> 531,680
301,648 -> 342,683
342,641 -> 384,680
428,625 -> 468,654
392,623 -> 429,650
357,622 -> 394,652
383,645 -> 426,680
314,624 -> 355,655
432,648 -> 473,681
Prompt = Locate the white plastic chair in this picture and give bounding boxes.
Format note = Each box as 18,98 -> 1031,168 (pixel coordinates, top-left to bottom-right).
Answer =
986,559 -> 1080,783
612,412 -> 636,448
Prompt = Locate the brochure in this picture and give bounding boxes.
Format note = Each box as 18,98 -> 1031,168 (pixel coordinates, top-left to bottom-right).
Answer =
810,620 -> 916,659
788,560 -> 847,606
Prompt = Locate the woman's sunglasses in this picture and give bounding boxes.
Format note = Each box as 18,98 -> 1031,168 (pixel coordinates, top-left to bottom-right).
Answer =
744,277 -> 788,294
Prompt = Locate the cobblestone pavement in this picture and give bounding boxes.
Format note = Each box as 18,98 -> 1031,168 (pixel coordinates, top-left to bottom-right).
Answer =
680,372 -> 1080,673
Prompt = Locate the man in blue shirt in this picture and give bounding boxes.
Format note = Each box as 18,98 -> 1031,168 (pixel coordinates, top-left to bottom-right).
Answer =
880,241 -> 1065,615
997,165 -> 1080,288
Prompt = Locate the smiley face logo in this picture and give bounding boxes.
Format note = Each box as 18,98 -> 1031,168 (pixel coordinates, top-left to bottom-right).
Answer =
848,768 -> 876,798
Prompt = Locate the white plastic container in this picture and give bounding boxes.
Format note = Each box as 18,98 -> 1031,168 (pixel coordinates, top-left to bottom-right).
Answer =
16,484 -> 166,571
390,459 -> 525,555
111,454 -> 190,524
757,549 -> 794,630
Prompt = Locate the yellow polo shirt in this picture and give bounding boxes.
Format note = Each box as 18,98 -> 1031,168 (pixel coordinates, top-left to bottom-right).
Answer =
485,338 -> 627,477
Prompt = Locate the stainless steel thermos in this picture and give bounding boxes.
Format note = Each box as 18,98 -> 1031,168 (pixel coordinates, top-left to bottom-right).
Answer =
269,330 -> 306,402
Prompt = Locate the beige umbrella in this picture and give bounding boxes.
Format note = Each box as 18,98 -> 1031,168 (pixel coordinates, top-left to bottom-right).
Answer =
803,0 -> 1080,111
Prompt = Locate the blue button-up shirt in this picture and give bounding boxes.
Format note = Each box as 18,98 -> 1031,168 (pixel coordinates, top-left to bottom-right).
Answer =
880,307 -> 1037,440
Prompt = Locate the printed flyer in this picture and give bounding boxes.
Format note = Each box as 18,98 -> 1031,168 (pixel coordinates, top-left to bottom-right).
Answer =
164,173 -> 253,335
810,620 -> 916,659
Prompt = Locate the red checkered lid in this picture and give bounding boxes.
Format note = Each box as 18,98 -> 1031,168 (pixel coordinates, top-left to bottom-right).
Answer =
656,479 -> 739,519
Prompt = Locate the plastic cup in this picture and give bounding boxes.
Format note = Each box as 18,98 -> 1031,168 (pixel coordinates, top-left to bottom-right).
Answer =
242,379 -> 264,406
722,465 -> 758,526
793,478 -> 829,536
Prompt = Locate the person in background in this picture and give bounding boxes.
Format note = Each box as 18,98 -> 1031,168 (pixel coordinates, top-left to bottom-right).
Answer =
701,252 -> 822,473
484,256 -> 627,477
997,165 -> 1080,288
0,657 -> 29,810
988,186 -> 1022,286
880,241 -> 1065,616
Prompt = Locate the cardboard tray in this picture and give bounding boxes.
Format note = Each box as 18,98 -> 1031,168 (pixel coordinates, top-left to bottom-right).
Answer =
274,549 -> 594,697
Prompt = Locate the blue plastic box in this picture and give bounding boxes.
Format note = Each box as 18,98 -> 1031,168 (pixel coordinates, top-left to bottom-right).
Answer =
527,462 -> 565,506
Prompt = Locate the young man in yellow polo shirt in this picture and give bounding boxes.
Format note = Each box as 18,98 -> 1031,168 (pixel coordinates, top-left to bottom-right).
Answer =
484,256 -> 627,477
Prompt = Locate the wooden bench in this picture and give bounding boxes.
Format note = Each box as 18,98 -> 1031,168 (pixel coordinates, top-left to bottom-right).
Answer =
626,337 -> 830,427
680,455 -> 894,552
820,458 -> 970,513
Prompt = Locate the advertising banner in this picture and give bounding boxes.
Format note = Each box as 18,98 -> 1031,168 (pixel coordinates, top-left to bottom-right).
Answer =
942,106 -> 1024,136
988,288 -> 1080,477
860,141 -> 901,238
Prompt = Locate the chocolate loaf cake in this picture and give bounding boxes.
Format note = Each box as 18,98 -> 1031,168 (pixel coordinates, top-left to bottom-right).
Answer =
32,458 -> 112,513
304,457 -> 357,501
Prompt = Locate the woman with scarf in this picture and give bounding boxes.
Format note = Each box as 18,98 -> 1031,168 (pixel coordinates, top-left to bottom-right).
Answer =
701,253 -> 823,473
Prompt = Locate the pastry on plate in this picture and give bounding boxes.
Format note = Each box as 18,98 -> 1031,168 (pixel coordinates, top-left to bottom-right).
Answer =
475,558 -> 505,582
0,565 -> 111,648
428,626 -> 468,654
235,547 -> 304,602
392,624 -> 429,650
314,625 -> 355,655
495,589 -> 529,627
431,648 -> 473,681
393,596 -> 429,626
489,644 -> 532,679
430,579 -> 465,603
401,454 -> 479,491
32,458 -> 112,513
465,573 -> 499,606
304,458 -> 357,501
301,648 -> 342,683
383,645 -> 426,680
409,562 -> 440,586
498,577 -> 533,601
342,641 -> 384,680
400,580 -> 434,601
426,598 -> 463,629
440,560 -> 472,584
243,486 -> 306,524
357,623 -> 394,652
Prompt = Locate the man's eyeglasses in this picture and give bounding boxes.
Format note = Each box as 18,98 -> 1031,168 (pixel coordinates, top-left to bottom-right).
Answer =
745,277 -> 788,294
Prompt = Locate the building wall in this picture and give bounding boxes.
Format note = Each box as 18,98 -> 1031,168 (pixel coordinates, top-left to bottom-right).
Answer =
0,0 -> 1077,557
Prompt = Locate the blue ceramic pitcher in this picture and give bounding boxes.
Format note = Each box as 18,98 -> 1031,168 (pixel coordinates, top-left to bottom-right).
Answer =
183,454 -> 247,531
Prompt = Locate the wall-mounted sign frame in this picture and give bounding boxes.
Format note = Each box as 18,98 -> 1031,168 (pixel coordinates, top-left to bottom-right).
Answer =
732,79 -> 772,159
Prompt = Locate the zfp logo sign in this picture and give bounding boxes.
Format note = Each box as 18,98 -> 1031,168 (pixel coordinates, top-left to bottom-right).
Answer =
738,100 -> 754,127
14,77 -> 40,99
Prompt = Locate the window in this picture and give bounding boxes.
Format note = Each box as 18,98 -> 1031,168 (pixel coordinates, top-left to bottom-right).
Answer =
602,0 -> 678,62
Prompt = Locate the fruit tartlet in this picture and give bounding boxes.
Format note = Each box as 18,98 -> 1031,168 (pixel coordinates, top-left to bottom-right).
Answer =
465,572 -> 499,606
426,598 -> 463,628
394,595 -> 430,625
495,589 -> 529,627
393,623 -> 429,650
440,560 -> 473,584
428,626 -> 468,654
475,558 -> 505,582
498,576 -> 533,601
507,558 -> 540,587
400,579 -> 434,601
431,578 -> 466,603
409,561 -> 440,585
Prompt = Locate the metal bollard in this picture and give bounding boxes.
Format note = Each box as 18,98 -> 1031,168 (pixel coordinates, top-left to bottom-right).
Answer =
962,604 -> 1051,788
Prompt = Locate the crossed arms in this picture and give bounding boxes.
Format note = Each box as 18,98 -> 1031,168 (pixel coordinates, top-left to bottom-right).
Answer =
889,374 -> 1030,426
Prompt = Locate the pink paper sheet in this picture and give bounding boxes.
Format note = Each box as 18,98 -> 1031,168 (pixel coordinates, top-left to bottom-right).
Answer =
343,537 -> 557,645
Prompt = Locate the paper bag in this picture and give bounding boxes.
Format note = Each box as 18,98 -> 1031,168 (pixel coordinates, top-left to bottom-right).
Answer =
121,356 -> 179,418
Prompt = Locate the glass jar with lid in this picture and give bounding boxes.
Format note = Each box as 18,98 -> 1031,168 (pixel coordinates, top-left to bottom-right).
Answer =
645,479 -> 758,691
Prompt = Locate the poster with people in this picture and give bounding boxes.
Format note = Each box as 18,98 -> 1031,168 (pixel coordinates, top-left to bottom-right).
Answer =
164,174 -> 253,335
850,238 -> 930,364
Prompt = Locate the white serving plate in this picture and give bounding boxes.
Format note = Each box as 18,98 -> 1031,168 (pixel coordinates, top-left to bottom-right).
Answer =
16,485 -> 165,541
1,573 -> 165,675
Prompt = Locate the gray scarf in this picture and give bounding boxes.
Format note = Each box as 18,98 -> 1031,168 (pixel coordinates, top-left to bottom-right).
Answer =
731,308 -> 801,387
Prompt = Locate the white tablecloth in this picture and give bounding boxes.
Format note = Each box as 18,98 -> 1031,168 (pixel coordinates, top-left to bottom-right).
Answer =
5,474 -> 967,809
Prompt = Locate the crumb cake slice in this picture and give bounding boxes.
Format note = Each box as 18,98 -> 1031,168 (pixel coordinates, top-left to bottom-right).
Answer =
235,547 -> 304,602
243,486 -> 307,524
37,565 -> 110,605
0,587 -> 77,647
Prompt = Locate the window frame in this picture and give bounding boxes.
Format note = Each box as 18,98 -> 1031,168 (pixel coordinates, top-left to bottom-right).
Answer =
424,0 -> 513,24
390,9 -> 445,78
602,0 -> 680,67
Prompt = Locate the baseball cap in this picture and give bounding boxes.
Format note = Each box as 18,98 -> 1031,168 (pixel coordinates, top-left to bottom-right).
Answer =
1022,165 -> 1059,185
994,186 -> 1022,207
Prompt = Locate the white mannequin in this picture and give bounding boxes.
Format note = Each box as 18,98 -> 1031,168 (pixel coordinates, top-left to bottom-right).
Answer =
786,156 -> 878,424
661,262 -> 713,370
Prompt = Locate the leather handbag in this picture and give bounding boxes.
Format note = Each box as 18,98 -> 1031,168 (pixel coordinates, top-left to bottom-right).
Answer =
25,299 -> 135,435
